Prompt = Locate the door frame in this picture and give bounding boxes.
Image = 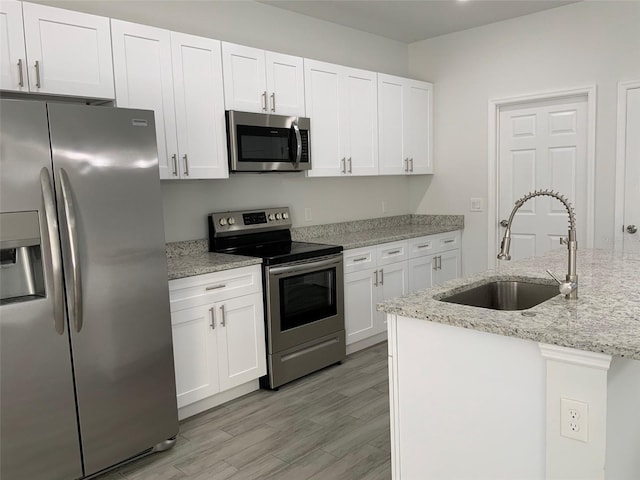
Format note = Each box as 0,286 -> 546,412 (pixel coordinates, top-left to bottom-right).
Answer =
487,86 -> 596,269
614,80 -> 640,249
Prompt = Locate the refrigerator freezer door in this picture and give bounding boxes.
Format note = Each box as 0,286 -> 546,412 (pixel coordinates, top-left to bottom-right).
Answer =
47,103 -> 179,476
0,100 -> 83,480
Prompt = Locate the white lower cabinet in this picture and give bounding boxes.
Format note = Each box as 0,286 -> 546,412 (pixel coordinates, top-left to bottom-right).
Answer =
344,231 -> 461,352
168,265 -> 266,417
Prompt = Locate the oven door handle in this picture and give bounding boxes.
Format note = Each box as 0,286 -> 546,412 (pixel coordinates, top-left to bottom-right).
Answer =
291,121 -> 302,169
268,256 -> 342,277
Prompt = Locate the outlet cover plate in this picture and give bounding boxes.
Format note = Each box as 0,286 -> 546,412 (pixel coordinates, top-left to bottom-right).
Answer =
560,397 -> 588,442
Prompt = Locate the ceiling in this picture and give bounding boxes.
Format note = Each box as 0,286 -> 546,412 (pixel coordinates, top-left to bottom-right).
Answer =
258,0 -> 579,44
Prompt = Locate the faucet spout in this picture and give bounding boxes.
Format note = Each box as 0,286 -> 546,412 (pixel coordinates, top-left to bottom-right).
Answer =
497,189 -> 578,300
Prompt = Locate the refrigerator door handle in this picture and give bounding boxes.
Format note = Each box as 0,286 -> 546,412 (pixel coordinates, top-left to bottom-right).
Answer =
59,168 -> 83,333
40,167 -> 65,335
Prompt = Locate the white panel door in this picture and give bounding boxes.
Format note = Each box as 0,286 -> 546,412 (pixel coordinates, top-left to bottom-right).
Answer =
171,305 -> 219,408
221,42 -> 267,113
111,20 -> 178,179
265,51 -> 305,116
344,268 -> 379,345
406,80 -> 433,174
499,98 -> 587,260
304,59 -> 343,177
379,262 -> 408,334
623,86 -> 640,252
408,256 -> 436,292
22,2 -> 113,98
216,293 -> 266,391
171,32 -> 228,179
0,0 -> 28,92
436,249 -> 461,285
378,74 -> 406,175
342,66 -> 378,176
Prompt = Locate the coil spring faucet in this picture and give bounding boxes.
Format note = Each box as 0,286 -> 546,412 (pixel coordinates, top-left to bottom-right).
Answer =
497,189 -> 578,300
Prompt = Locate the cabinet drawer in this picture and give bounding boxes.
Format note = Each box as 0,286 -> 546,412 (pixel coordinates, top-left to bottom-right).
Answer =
408,236 -> 436,258
169,265 -> 262,311
376,240 -> 408,266
343,246 -> 376,274
433,231 -> 460,254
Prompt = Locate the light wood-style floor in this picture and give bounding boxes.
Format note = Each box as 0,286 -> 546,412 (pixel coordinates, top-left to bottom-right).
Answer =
100,342 -> 391,480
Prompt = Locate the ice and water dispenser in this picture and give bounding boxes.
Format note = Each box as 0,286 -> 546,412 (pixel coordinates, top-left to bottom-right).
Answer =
0,211 -> 45,305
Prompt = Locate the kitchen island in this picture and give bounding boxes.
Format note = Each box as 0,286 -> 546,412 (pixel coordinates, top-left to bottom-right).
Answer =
378,249 -> 640,480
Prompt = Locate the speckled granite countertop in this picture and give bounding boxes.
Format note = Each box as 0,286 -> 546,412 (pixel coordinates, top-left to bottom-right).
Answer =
166,214 -> 464,280
292,214 -> 463,250
378,249 -> 640,360
165,240 -> 262,281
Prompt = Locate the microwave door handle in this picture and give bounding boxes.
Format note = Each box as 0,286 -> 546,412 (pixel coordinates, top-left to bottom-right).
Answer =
292,121 -> 302,169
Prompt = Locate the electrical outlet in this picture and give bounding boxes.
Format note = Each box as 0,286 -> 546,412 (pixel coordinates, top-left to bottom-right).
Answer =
560,397 -> 588,442
304,208 -> 312,222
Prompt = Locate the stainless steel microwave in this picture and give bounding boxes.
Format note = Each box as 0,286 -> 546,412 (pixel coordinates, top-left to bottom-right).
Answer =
226,110 -> 311,173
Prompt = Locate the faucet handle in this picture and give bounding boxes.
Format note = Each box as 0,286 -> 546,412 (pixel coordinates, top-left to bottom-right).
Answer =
546,269 -> 563,285
546,269 -> 577,296
560,237 -> 569,245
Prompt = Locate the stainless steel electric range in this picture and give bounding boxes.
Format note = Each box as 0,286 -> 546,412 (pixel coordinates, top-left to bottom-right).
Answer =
208,207 -> 345,389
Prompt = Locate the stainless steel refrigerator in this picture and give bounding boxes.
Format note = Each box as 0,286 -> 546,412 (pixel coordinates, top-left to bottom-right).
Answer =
0,99 -> 179,480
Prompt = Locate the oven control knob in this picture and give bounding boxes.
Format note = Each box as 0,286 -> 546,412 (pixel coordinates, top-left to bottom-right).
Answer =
268,213 -> 275,221
275,213 -> 282,220
219,217 -> 228,226
228,217 -> 236,225
282,212 -> 289,219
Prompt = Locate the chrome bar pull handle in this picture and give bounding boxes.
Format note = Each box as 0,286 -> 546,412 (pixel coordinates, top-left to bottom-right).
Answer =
209,307 -> 216,329
220,304 -> 226,327
205,284 -> 226,291
404,158 -> 408,172
17,59 -> 24,87
59,168 -> 83,333
374,269 -> 379,287
352,256 -> 368,262
348,157 -> 353,173
171,154 -> 178,176
438,255 -> 442,270
34,60 -> 41,88
433,258 -> 438,271
379,268 -> 384,285
341,157 -> 346,174
270,92 -> 276,112
410,158 -> 414,172
387,250 -> 401,255
40,168 -> 65,335
183,154 -> 189,176
261,91 -> 267,111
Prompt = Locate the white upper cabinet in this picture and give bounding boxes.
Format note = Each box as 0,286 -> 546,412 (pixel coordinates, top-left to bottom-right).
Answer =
0,0 -> 27,92
1,1 -> 114,98
305,59 -> 378,177
378,73 -> 433,175
222,42 -> 305,116
111,20 -> 228,180
171,32 -> 228,179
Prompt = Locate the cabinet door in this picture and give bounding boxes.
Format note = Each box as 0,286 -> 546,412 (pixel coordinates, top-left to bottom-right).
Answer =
216,293 -> 266,392
408,256 -> 436,293
265,50 -> 305,116
342,66 -> 378,176
436,249 -> 461,286
344,268 -> 380,345
221,42 -> 267,113
405,80 -> 433,174
304,59 -> 344,177
22,2 -> 113,98
111,20 -> 178,180
171,305 -> 219,408
379,261 -> 408,334
171,32 -> 228,179
378,74 -> 406,175
0,0 -> 28,92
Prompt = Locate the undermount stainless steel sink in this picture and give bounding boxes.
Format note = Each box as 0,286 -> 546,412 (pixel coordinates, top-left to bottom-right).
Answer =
438,280 -> 559,311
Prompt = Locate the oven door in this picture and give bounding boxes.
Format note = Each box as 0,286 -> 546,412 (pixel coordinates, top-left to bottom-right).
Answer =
266,254 -> 344,354
227,110 -> 310,172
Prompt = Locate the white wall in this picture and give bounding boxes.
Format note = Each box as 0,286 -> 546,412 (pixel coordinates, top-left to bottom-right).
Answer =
36,0 -> 411,242
407,1 -> 640,275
